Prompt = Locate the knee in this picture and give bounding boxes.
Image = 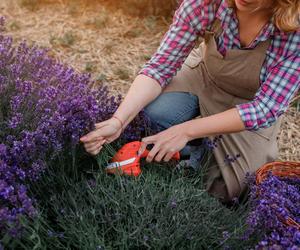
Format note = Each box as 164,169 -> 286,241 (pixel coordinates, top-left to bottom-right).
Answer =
143,101 -> 169,131
144,102 -> 164,124
144,92 -> 200,129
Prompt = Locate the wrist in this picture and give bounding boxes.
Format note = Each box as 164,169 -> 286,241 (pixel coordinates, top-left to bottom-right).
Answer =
113,111 -> 133,131
181,119 -> 201,142
111,115 -> 124,131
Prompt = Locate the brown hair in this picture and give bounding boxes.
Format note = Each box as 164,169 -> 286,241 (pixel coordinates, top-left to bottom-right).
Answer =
227,0 -> 300,32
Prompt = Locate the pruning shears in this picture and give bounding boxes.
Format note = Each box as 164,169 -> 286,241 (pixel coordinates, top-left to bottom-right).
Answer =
104,141 -> 180,176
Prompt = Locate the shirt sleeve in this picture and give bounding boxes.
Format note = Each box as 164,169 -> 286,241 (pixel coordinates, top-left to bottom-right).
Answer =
236,51 -> 300,131
137,0 -> 218,88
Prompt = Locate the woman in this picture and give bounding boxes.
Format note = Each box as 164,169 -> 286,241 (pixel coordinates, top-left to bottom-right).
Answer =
80,0 -> 299,203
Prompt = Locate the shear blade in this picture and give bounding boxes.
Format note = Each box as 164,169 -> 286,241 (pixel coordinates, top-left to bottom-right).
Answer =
105,157 -> 136,169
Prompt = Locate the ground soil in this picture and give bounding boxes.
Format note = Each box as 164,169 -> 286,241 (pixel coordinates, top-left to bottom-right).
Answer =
1,0 -> 299,160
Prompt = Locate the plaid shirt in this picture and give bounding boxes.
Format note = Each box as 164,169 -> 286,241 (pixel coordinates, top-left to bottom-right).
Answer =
138,0 -> 300,131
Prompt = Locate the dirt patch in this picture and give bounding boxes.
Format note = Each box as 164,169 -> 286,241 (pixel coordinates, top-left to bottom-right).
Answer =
1,0 -> 299,160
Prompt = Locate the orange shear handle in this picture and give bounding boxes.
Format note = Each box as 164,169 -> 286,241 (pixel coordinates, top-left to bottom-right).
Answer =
106,141 -> 180,177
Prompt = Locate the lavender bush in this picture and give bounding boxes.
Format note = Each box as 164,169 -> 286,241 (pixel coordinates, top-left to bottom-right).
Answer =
0,16 -> 147,238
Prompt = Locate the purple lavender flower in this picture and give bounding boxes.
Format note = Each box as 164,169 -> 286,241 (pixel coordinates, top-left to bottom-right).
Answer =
203,135 -> 223,150
8,113 -> 23,129
224,153 -> 241,165
170,198 -> 177,209
222,231 -> 230,239
87,179 -> 96,188
0,17 -> 149,237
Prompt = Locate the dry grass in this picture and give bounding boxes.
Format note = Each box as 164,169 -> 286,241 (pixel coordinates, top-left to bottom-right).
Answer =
108,0 -> 179,16
0,0 -> 299,161
1,0 -> 169,94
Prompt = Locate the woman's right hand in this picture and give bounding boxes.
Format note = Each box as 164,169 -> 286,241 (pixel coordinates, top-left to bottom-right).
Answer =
79,74 -> 162,156
80,117 -> 123,155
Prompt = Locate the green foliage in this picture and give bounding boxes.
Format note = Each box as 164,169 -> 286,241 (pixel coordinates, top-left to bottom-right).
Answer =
2,142 -> 259,249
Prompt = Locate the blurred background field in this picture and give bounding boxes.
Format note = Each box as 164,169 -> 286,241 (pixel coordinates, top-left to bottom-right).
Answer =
0,0 -> 299,160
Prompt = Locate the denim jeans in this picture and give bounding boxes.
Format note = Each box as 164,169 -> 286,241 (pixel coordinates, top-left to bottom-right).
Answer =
143,91 -> 203,158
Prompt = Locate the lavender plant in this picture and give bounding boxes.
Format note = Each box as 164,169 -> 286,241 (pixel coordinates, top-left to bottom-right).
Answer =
0,16 -> 147,238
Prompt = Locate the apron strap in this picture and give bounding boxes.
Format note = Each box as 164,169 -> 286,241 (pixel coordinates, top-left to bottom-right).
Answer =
203,18 -> 222,44
210,18 -> 222,37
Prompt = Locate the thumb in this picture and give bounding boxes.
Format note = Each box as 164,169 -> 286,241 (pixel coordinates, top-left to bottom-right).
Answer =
138,135 -> 156,156
137,141 -> 147,156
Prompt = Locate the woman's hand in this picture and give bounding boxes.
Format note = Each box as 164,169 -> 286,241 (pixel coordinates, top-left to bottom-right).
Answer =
80,117 -> 123,155
138,124 -> 190,163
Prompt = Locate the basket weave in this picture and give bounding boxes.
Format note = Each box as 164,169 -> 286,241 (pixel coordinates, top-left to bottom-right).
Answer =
255,161 -> 300,230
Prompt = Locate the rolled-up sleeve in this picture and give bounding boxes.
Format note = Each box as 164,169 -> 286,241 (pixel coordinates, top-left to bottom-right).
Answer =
138,0 -> 217,88
236,53 -> 300,131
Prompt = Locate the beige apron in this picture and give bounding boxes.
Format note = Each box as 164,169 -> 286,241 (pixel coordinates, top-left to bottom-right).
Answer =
162,20 -> 281,202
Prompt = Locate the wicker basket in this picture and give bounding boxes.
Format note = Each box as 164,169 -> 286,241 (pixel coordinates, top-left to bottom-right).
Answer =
255,161 -> 300,230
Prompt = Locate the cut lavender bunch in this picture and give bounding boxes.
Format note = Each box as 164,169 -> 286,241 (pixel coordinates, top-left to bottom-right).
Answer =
244,172 -> 300,249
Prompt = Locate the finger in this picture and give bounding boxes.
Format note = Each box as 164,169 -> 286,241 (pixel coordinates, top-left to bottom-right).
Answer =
163,151 -> 175,162
90,146 -> 103,156
142,134 -> 157,144
138,135 -> 157,156
154,147 -> 168,162
105,133 -> 120,144
80,130 -> 104,143
137,141 -> 148,156
84,138 -> 106,148
85,140 -> 105,152
87,143 -> 103,154
146,142 -> 161,163
80,132 -> 99,142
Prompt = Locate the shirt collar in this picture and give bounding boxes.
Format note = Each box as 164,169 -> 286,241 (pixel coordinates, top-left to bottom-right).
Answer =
218,3 -> 275,47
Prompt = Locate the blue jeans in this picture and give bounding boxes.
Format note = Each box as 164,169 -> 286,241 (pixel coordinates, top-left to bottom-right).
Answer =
143,91 -> 203,158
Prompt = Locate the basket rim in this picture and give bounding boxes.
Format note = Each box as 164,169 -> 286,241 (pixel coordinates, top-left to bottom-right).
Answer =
256,161 -> 300,185
255,161 -> 300,231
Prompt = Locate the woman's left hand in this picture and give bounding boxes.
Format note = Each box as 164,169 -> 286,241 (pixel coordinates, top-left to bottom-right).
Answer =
137,124 -> 191,163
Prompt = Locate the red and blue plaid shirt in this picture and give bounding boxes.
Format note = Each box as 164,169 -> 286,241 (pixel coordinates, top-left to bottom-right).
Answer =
138,0 -> 300,131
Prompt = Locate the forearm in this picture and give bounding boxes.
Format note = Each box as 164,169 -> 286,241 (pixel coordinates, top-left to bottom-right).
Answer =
183,108 -> 246,140
113,74 -> 162,128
